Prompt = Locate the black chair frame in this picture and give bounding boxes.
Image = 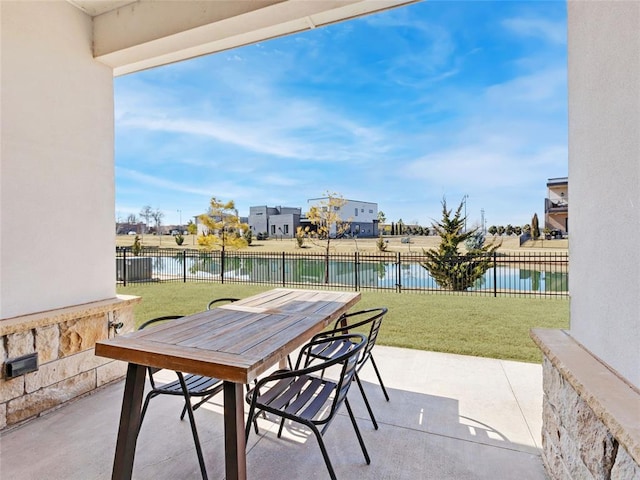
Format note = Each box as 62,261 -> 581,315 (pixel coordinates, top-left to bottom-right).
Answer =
137,315 -> 223,480
245,333 -> 369,480
305,307 -> 389,429
206,297 -> 239,310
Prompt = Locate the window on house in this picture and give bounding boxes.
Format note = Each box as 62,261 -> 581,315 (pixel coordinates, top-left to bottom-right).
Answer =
271,225 -> 275,234
354,208 -> 358,216
369,209 -> 373,214
361,208 -> 364,212
284,225 -> 289,234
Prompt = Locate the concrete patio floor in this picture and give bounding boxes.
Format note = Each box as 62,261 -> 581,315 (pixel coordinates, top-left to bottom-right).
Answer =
1,346 -> 546,480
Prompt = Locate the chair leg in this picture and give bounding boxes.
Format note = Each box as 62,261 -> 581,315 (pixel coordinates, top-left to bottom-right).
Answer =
354,373 -> 378,430
369,356 -> 390,401
245,397 -> 260,442
136,391 -> 157,439
308,422 -> 338,480
345,399 -> 370,465
177,373 -> 208,480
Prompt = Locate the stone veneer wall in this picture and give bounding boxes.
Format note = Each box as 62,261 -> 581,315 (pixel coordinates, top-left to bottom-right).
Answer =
532,329 -> 640,480
0,295 -> 140,430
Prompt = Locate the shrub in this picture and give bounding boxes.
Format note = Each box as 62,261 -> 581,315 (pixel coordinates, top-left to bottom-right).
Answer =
376,235 -> 388,252
244,229 -> 253,246
295,226 -> 308,248
132,235 -> 142,256
174,233 -> 184,246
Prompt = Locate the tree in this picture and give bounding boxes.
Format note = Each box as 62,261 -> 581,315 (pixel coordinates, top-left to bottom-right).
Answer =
186,219 -> 197,235
139,205 -> 153,234
151,208 -> 164,234
376,234 -> 388,252
506,224 -> 514,236
307,193 -> 350,283
488,225 -> 498,236
377,211 -> 386,224
419,198 -> 500,291
126,213 -> 138,223
197,197 -> 249,252
497,225 -> 505,236
464,229 -> 485,251
531,213 -> 540,240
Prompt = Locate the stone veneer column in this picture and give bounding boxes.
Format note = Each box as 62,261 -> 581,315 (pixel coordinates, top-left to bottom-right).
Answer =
531,329 -> 640,479
0,295 -> 140,429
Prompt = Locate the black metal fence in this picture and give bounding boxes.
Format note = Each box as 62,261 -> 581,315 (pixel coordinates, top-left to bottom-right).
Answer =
116,247 -> 569,298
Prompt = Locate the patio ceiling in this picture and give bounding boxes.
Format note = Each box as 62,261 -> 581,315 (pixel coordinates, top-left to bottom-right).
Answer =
67,0 -> 419,76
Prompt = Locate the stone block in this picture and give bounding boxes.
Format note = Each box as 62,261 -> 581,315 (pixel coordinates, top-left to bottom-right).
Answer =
96,360 -> 127,386
0,376 -> 25,403
24,349 -> 108,393
59,313 -> 108,357
542,428 -> 571,480
0,403 -> 6,429
574,396 -> 617,478
6,330 -> 35,358
35,324 -> 59,363
0,336 -> 6,362
7,371 -> 95,425
611,446 -> 640,480
557,422 -> 595,480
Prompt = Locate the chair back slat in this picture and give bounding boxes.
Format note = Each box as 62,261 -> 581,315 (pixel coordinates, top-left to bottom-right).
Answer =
332,343 -> 363,409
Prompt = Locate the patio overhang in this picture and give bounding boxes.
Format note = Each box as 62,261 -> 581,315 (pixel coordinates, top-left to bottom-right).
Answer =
73,0 -> 419,76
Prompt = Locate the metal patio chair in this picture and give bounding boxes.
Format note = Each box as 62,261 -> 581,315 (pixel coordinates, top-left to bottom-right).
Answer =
304,307 -> 389,429
137,315 -> 224,480
245,333 -> 369,480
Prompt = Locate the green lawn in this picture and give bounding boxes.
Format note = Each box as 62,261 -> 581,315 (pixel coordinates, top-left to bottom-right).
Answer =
116,283 -> 569,364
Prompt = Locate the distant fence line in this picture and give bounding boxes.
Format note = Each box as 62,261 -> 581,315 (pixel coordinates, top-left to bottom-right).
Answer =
116,247 -> 569,298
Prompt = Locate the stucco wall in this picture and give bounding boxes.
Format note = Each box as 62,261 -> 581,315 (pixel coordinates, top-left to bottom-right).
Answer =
1,2 -> 116,319
568,2 -> 640,387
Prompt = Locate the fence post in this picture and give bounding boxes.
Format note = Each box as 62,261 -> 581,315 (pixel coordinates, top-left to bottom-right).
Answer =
282,252 -> 286,287
493,251 -> 497,297
122,248 -> 127,287
396,252 -> 401,293
221,250 -> 225,284
354,252 -> 359,291
183,250 -> 187,283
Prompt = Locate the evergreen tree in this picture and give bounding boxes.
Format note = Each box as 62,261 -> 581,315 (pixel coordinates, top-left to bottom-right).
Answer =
420,199 -> 500,291
531,213 -> 540,240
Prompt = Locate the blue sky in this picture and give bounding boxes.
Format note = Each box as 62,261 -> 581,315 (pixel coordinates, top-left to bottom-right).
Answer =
115,0 -> 567,229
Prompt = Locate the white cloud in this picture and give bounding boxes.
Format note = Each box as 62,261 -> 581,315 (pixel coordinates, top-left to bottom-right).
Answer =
502,17 -> 566,45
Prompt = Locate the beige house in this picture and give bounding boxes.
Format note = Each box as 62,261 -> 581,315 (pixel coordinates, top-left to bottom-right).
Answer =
1,2 -> 639,479
545,177 -> 568,236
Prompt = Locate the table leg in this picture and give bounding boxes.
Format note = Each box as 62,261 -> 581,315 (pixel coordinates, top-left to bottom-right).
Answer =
112,363 -> 146,480
223,381 -> 247,480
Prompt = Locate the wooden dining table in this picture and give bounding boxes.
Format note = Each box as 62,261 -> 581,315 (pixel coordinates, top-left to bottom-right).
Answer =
95,288 -> 361,480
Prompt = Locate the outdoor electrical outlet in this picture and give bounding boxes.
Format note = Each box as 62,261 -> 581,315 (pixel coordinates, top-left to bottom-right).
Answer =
5,352 -> 38,378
